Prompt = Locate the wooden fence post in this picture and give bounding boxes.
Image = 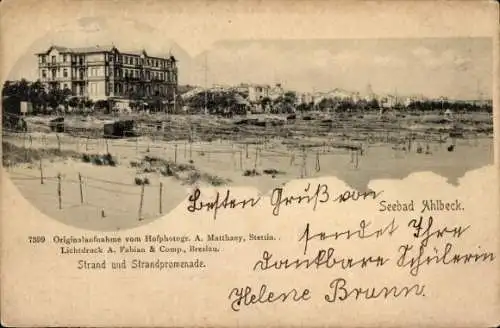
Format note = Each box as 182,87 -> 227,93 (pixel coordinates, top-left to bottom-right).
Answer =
189,142 -> 193,161
159,182 -> 163,214
56,134 -> 61,152
301,147 -> 307,178
138,183 -> 145,221
253,146 -> 259,170
86,136 -> 90,151
78,173 -> 84,204
39,158 -> 44,184
57,173 -> 62,209
24,134 -> 29,161
315,151 -> 321,172
105,139 -> 109,153
174,144 -> 178,164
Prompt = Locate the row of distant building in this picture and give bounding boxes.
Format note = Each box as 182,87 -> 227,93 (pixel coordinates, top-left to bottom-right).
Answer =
35,44 -> 490,109
181,83 -> 434,108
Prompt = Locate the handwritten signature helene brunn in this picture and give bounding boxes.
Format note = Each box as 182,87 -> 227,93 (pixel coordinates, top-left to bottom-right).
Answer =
187,183 -> 383,219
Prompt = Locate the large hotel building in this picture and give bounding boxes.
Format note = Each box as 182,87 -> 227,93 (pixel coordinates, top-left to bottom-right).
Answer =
36,45 -> 178,101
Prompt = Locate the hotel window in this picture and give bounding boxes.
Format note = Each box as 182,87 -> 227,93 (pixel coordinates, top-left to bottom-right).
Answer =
63,54 -> 67,62
63,69 -> 68,77
41,56 -> 46,63
51,55 -> 56,63
90,83 -> 96,95
63,83 -> 68,90
42,70 -> 47,78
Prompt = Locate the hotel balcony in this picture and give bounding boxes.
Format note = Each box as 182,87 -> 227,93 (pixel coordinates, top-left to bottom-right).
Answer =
39,62 -> 55,68
71,61 -> 87,66
73,76 -> 87,81
41,76 -> 60,82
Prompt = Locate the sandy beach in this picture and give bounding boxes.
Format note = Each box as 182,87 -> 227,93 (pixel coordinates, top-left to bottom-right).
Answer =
2,112 -> 493,231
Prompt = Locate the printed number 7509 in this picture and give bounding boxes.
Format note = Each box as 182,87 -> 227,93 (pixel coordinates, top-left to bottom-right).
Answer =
28,236 -> 46,243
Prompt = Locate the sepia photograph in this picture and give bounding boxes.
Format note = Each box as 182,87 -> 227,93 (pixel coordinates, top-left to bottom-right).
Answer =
2,21 -> 493,230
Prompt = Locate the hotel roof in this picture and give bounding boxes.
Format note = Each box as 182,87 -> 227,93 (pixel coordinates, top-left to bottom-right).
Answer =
36,45 -> 177,60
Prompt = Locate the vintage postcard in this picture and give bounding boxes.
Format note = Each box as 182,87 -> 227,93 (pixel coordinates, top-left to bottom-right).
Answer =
1,0 -> 499,326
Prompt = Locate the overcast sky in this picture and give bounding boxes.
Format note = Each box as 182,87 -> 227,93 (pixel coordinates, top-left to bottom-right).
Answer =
6,16 -> 492,100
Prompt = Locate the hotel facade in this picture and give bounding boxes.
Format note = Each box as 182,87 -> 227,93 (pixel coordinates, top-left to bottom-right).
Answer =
36,45 -> 178,101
